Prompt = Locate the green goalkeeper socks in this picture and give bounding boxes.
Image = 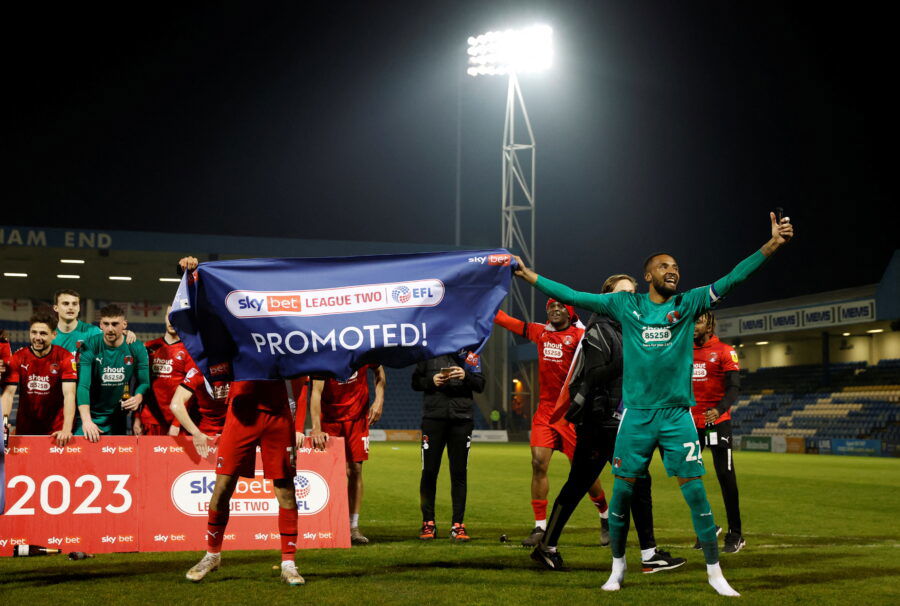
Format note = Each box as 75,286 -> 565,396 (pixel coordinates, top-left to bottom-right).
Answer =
681,479 -> 719,565
608,477 -> 634,559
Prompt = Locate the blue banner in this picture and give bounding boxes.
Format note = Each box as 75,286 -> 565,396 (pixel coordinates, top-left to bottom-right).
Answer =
170,250 -> 513,381
830,438 -> 883,457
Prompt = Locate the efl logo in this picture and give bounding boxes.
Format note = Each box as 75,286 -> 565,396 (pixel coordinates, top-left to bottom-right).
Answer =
294,470 -> 329,515
391,286 -> 412,304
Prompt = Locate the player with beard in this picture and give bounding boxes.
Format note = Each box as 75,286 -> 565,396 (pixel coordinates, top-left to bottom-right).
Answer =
52,289 -> 137,358
494,300 -> 611,547
513,212 -> 793,596
1,311 -> 77,445
692,310 -> 744,553
74,304 -> 149,439
176,257 -> 305,586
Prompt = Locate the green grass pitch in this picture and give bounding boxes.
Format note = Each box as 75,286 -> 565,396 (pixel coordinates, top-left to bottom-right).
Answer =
3,443 -> 898,605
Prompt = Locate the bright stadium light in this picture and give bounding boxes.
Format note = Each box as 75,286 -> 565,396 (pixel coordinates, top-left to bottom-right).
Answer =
109,276 -> 132,281
60,259 -> 85,264
3,272 -> 27,277
466,24 -> 553,423
56,274 -> 80,279
466,25 -> 553,77
159,277 -> 181,283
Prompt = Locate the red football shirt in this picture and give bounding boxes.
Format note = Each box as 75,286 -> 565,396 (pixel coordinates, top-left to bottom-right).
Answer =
4,345 -> 76,434
227,379 -> 289,414
141,337 -> 193,426
691,335 -> 739,426
320,365 -> 373,423
495,311 -> 583,413
0,341 -> 12,382
181,361 -> 230,433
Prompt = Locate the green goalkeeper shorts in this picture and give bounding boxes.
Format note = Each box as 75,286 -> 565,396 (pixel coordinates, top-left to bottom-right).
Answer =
611,406 -> 707,479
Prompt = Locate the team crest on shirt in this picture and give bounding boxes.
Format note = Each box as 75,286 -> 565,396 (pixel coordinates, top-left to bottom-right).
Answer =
176,351 -> 185,360
709,352 -> 718,363
666,310 -> 682,324
613,457 -> 622,468
124,355 -> 133,366
50,363 -> 59,374
564,335 -> 573,345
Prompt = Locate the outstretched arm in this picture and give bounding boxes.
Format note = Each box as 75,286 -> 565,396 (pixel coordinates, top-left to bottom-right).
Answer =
711,212 -> 794,302
512,255 -> 614,316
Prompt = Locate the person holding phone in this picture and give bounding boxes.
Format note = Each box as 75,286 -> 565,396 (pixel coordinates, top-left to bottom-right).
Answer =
411,350 -> 485,542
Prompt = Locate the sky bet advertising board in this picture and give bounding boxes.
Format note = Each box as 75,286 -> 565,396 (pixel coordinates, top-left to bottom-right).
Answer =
0,436 -> 349,554
169,250 -> 513,381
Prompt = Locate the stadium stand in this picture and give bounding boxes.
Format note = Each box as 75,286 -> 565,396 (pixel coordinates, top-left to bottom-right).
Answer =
731,360 -> 900,449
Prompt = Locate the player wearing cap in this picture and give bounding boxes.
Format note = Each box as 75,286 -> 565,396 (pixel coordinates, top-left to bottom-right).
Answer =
308,364 -> 385,545
692,310 -> 744,553
1,311 -> 77,445
494,300 -> 610,547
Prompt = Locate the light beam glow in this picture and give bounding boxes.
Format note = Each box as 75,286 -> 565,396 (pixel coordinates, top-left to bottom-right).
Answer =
467,24 -> 553,77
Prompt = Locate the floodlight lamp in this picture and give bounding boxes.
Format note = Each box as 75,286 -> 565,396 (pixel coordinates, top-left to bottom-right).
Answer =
466,24 -> 553,76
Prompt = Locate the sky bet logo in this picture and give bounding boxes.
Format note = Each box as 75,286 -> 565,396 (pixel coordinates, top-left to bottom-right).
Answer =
235,294 -> 302,313
468,254 -> 511,266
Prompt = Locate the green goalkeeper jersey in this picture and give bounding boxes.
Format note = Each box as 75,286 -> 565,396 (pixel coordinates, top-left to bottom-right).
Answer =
53,319 -> 102,357
75,333 -> 150,435
535,250 -> 768,409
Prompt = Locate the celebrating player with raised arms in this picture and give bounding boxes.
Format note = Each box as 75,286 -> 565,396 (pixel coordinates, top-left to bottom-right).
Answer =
493,301 -> 611,546
513,211 -> 793,596
1,311 -> 77,446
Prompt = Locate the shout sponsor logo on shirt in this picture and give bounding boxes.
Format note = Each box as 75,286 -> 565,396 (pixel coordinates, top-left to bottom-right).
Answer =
225,279 -> 444,318
101,366 -> 126,383
26,374 -> 51,392
693,362 -> 707,379
543,342 -> 564,359
152,358 -> 173,375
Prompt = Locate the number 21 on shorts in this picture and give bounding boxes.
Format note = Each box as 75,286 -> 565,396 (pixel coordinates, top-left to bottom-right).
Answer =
683,441 -> 703,462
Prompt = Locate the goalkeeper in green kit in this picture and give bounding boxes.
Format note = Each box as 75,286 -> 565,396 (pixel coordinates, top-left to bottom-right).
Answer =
74,304 -> 150,440
513,211 -> 793,596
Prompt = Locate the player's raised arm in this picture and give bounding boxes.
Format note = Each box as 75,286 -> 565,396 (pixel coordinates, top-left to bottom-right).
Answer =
512,255 -> 615,316
710,212 -> 794,303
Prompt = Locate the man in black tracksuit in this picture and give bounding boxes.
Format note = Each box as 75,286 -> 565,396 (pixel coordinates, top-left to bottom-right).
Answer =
412,349 -> 485,542
531,274 -> 686,573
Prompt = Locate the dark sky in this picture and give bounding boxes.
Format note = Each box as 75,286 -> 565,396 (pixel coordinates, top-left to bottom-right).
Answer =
10,1 -> 895,309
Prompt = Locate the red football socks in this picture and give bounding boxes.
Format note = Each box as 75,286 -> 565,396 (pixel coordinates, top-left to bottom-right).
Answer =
590,491 -> 609,514
206,509 -> 229,554
279,506 -> 299,562
531,499 -> 548,522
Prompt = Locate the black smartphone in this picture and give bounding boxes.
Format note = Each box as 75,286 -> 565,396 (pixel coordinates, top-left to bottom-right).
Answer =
775,206 -> 785,222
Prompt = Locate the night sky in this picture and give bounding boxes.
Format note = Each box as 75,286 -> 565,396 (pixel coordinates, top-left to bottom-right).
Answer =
10,1 -> 895,309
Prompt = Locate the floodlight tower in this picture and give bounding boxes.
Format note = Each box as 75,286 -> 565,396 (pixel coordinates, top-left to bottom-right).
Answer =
467,24 -> 553,421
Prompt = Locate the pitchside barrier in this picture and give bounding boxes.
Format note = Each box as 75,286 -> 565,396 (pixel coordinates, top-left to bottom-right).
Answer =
0,436 -> 350,555
735,434 -> 894,456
